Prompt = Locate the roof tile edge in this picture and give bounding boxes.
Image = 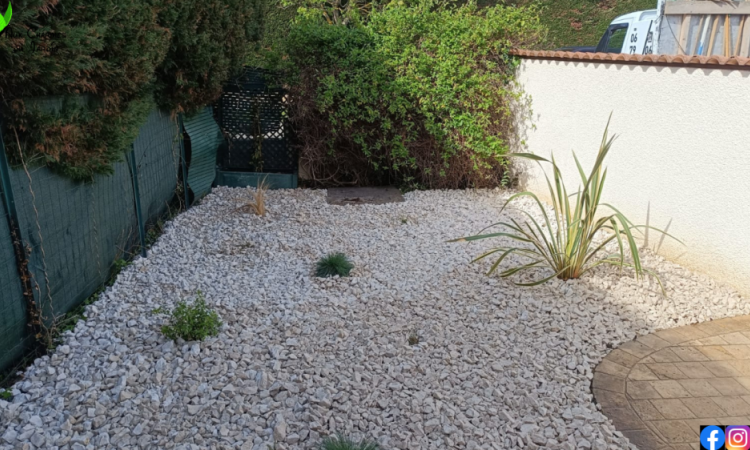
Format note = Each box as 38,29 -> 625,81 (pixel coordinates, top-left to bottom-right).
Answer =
510,49 -> 750,69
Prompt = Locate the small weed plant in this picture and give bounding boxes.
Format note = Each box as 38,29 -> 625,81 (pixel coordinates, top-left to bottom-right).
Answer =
0,389 -> 12,401
319,435 -> 380,450
161,292 -> 222,342
455,116 -> 676,292
316,253 -> 354,278
242,178 -> 270,216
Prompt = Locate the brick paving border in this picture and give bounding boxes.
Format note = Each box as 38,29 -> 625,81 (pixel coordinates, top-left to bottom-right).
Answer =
593,315 -> 750,450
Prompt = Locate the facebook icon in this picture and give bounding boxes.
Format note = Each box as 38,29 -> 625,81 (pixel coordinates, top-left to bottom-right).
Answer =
701,425 -> 726,450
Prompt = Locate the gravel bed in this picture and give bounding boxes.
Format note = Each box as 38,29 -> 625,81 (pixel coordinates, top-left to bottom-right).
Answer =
1,188 -> 747,450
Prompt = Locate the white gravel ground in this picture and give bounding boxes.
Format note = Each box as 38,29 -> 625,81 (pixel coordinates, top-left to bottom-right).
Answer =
1,188 -> 747,450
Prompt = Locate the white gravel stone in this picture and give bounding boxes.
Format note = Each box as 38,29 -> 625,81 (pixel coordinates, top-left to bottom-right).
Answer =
0,187 -> 746,450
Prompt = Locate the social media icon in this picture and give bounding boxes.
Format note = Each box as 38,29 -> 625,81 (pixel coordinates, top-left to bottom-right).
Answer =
0,1 -> 11,35
701,425 -> 726,450
726,426 -> 750,450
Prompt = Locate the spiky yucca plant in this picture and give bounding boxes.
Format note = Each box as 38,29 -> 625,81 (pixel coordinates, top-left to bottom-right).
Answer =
454,116 -> 676,292
318,434 -> 380,450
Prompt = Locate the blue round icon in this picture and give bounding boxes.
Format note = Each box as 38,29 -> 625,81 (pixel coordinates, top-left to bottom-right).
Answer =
700,426 -> 725,450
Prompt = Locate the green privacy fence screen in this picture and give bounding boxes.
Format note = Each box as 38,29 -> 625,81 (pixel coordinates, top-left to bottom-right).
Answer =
0,188 -> 27,373
183,107 -> 223,200
0,108 -> 219,373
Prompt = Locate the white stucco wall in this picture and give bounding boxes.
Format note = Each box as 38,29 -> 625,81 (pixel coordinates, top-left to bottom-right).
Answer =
515,58 -> 750,295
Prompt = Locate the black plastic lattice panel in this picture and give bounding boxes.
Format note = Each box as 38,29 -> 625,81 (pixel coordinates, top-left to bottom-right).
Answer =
214,69 -> 296,173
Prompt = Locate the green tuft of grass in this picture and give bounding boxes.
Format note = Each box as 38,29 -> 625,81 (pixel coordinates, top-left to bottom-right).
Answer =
319,434 -> 380,450
315,253 -> 354,278
0,389 -> 12,401
161,292 -> 222,342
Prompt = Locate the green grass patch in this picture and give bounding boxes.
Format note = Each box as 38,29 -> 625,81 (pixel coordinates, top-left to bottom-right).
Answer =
319,435 -> 380,450
315,253 -> 355,278
486,0 -> 658,49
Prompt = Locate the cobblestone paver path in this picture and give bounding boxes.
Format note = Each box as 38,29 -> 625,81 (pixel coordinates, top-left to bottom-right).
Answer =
594,315 -> 750,450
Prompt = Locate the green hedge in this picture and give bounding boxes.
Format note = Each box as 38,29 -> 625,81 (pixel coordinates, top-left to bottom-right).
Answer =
281,1 -> 543,188
155,0 -> 261,114
0,0 -> 260,180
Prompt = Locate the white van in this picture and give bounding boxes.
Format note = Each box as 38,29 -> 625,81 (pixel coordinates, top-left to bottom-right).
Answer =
560,10 -> 658,55
595,9 -> 658,54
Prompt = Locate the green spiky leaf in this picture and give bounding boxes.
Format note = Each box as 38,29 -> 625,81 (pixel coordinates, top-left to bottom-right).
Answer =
454,115 -> 678,295
316,253 -> 355,278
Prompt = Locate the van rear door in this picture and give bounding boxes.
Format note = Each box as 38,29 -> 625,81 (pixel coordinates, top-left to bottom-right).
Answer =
624,19 -> 655,54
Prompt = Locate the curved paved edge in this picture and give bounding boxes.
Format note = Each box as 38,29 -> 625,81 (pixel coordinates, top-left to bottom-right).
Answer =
593,315 -> 750,450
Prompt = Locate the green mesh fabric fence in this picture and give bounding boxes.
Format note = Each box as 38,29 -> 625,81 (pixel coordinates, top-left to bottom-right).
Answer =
9,162 -> 139,327
132,110 -> 180,221
183,108 -> 222,199
0,109 -> 181,374
0,188 -> 30,371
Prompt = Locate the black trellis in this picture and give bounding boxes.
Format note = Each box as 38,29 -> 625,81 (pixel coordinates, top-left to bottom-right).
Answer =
213,69 -> 296,173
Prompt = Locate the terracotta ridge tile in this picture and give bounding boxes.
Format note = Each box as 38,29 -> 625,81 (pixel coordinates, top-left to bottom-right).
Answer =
509,49 -> 750,69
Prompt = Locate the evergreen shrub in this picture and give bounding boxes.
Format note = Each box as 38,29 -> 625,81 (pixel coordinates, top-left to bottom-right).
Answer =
281,1 -> 543,188
0,0 -> 260,179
